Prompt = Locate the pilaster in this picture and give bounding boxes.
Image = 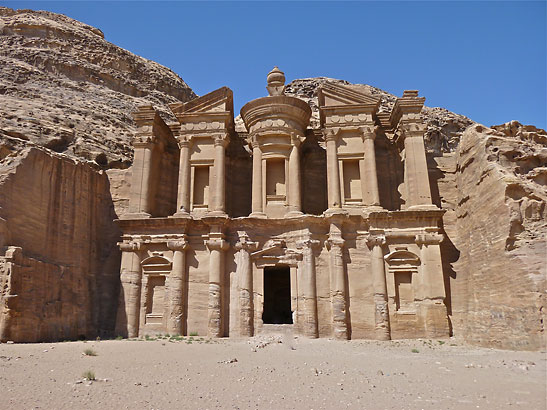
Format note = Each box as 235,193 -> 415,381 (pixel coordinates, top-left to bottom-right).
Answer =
115,241 -> 143,338
235,231 -> 258,336
296,237 -> 320,338
366,234 -> 391,340
166,237 -> 190,335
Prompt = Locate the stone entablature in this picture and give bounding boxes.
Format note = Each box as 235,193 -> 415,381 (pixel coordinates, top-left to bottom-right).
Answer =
115,67 -> 449,340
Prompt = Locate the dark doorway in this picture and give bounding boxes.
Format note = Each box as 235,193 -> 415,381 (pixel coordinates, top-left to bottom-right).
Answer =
263,266 -> 293,324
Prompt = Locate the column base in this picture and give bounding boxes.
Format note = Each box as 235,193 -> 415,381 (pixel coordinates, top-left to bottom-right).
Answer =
324,208 -> 347,217
207,210 -> 227,217
285,210 -> 303,218
119,212 -> 151,220
408,204 -> 439,211
170,210 -> 191,218
249,212 -> 267,218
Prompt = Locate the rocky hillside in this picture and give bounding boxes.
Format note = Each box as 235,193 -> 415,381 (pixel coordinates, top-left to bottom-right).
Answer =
0,7 -> 196,168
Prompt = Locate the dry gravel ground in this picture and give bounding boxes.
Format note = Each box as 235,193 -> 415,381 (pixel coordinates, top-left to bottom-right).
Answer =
0,335 -> 545,410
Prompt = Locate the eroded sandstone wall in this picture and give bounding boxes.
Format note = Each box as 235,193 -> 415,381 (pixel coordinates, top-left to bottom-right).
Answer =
446,123 -> 546,350
0,147 -> 120,341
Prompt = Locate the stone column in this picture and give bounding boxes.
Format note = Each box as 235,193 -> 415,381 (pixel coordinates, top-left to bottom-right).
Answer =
287,134 -> 302,216
175,137 -> 191,215
250,139 -> 265,216
326,225 -> 349,340
298,238 -> 320,338
367,235 -> 390,340
360,125 -> 381,208
211,133 -> 227,215
325,128 -> 342,210
128,136 -> 157,216
235,232 -> 258,336
415,233 -> 449,337
115,241 -> 142,338
167,238 -> 189,335
206,236 -> 229,338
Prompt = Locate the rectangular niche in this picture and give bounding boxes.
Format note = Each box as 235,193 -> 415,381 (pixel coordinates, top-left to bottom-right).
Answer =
394,271 -> 414,312
146,276 -> 166,324
193,166 -> 210,207
266,159 -> 286,200
343,160 -> 362,203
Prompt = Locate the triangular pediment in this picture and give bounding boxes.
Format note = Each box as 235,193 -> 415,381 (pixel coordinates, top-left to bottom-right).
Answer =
318,82 -> 379,107
170,86 -> 234,116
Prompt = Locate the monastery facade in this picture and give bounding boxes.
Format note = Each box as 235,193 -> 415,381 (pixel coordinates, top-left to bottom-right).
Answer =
115,68 -> 450,340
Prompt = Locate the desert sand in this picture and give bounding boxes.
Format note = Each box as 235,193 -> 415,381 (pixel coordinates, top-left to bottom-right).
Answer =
0,334 -> 545,410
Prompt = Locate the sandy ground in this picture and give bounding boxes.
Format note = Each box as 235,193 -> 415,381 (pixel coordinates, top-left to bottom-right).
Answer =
0,334 -> 545,410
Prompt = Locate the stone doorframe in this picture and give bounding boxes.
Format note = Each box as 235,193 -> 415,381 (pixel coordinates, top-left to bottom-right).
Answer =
251,238 -> 302,335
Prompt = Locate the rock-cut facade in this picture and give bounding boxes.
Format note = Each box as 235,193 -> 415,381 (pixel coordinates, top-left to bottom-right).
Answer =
116,68 -> 450,340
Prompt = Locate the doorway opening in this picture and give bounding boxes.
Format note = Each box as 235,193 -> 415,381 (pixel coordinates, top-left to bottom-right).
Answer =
263,266 -> 293,324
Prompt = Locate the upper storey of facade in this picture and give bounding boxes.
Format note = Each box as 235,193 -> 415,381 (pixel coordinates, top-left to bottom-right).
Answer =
121,67 -> 437,221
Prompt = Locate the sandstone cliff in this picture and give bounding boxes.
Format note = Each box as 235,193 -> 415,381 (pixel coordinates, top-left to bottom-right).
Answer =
0,147 -> 120,341
0,7 -> 196,342
448,122 -> 546,350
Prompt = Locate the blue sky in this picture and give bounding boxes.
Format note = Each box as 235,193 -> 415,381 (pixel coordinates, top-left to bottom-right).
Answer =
3,1 -> 546,128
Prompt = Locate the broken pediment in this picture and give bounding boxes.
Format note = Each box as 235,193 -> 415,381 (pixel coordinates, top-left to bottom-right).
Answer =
170,86 -> 234,117
318,82 -> 380,108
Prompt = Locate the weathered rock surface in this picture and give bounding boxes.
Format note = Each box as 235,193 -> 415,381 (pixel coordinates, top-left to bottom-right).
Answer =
0,7 -> 196,342
448,122 -> 546,350
0,147 -> 120,342
0,6 -> 196,168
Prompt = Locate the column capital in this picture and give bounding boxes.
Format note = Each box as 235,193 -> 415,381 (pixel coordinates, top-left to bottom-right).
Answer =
359,124 -> 379,141
213,132 -> 229,148
290,132 -> 303,147
296,238 -> 321,250
323,127 -> 341,142
415,233 -> 444,246
176,134 -> 193,149
206,238 -> 229,252
167,237 -> 190,251
133,132 -> 158,148
118,241 -> 142,252
366,234 -> 386,248
326,237 -> 345,250
398,119 -> 427,139
235,231 -> 259,252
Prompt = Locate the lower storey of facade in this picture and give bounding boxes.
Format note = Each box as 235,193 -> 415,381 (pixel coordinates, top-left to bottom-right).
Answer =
115,209 -> 450,340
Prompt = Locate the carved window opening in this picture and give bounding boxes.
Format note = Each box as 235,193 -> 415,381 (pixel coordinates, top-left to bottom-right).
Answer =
262,265 -> 292,324
193,166 -> 210,208
394,271 -> 414,312
342,159 -> 361,203
266,159 -> 286,200
146,275 -> 166,324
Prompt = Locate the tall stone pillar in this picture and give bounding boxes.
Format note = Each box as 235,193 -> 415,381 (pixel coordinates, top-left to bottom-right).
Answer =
235,232 -> 258,336
175,137 -> 191,215
287,134 -> 303,216
206,233 -> 229,338
359,125 -> 381,208
326,221 -> 349,340
415,233 -> 449,337
367,235 -> 390,340
325,128 -> 342,210
115,241 -> 142,338
128,135 -> 157,216
298,238 -> 320,338
211,133 -> 228,215
250,139 -> 265,217
167,238 -> 189,335
396,90 -> 435,209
